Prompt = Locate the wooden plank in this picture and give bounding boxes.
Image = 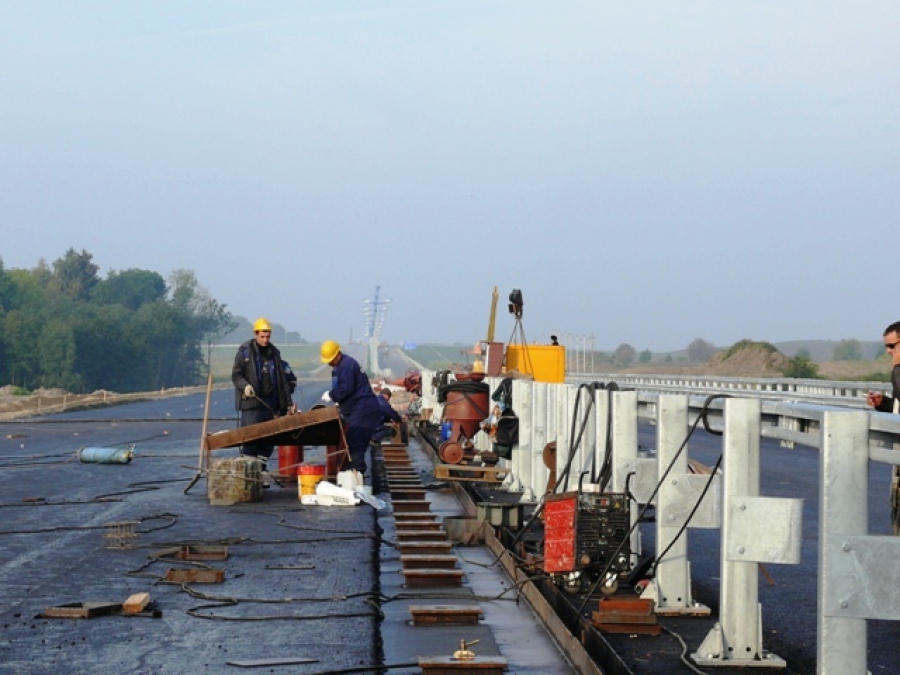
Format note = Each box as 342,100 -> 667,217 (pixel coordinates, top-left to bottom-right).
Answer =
403,568 -> 464,588
409,604 -> 482,626
164,568 -> 225,584
401,554 -> 457,570
433,464 -> 509,483
205,406 -> 342,451
396,530 -> 447,541
123,592 -> 151,615
42,602 -> 122,619
418,655 -> 506,674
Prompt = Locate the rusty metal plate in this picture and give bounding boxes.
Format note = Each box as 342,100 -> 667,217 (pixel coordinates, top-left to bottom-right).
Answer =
205,407 -> 342,451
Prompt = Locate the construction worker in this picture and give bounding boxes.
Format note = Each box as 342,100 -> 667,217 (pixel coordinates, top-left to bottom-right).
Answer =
320,340 -> 381,478
369,387 -> 403,446
232,317 -> 296,472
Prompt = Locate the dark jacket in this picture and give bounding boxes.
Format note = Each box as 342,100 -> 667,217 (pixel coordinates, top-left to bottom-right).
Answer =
876,364 -> 900,413
377,393 -> 402,424
328,353 -> 380,420
232,339 -> 294,414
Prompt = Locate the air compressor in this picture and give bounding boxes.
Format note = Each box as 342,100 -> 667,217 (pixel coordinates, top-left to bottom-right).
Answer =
543,487 -> 631,595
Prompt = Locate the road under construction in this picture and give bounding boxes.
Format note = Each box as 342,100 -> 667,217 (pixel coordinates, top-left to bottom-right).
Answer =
0,365 -> 897,675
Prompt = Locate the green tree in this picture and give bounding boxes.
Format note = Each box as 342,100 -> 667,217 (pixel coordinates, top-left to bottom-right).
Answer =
3,310 -> 41,388
51,248 -> 99,301
38,320 -> 81,391
91,269 -> 166,310
783,355 -> 820,379
638,349 -> 652,363
687,338 -> 717,362
832,339 -> 863,361
0,257 -> 13,312
614,343 -> 636,366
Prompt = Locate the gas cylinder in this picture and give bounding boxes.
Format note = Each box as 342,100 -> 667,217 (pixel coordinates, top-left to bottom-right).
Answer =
77,446 -> 134,464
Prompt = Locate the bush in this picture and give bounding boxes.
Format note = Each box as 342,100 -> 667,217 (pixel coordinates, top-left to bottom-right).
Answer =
782,355 -> 820,379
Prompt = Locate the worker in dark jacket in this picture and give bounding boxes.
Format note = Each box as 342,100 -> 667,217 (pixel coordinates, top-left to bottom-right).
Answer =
369,388 -> 403,446
320,340 -> 381,477
232,317 -> 296,469
866,321 -> 900,535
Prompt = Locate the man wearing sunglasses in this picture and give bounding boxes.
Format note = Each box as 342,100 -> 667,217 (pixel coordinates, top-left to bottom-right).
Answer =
865,321 -> 900,412
232,317 -> 296,473
865,320 -> 900,535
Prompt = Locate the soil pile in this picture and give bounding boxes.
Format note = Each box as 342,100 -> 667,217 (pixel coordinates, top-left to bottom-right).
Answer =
705,343 -> 790,377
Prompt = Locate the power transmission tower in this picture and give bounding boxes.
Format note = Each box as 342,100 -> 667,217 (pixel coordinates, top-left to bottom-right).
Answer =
363,286 -> 392,376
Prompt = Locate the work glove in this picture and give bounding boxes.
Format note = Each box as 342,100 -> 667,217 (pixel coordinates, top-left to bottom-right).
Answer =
243,384 -> 255,398
320,391 -> 331,402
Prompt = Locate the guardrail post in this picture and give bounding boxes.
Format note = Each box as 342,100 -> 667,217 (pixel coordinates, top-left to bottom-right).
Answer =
641,394 -> 709,615
610,390 -> 645,565
553,384 -> 573,491
532,382 -> 549,498
511,380 -> 533,496
818,410 -> 869,675
693,397 -> 801,668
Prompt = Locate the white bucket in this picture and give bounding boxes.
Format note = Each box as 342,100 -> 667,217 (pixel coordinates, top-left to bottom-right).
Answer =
336,469 -> 364,491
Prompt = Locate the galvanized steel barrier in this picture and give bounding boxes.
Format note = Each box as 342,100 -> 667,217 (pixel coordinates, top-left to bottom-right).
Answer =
419,369 -> 900,675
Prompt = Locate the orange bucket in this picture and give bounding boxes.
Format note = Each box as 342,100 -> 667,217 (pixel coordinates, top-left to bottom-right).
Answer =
298,464 -> 326,496
277,445 -> 304,477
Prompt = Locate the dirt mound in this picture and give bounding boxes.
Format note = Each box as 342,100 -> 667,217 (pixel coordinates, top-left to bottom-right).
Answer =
706,343 -> 789,377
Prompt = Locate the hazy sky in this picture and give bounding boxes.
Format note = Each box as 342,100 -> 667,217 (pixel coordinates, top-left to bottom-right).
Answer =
2,2 -> 896,352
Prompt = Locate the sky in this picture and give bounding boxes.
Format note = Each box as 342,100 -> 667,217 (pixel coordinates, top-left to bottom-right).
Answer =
1,2 -> 897,353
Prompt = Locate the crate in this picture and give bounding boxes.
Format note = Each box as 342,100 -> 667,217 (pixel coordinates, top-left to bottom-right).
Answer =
504,344 -> 565,383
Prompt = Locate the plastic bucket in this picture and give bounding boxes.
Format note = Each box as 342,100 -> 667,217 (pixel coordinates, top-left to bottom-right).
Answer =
298,464 -> 326,496
277,445 -> 304,477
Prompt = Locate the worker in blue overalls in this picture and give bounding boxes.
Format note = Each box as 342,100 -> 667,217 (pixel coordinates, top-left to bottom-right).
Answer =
320,340 -> 381,479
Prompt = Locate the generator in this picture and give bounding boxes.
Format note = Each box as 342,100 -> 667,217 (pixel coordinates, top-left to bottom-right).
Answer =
543,488 -> 631,594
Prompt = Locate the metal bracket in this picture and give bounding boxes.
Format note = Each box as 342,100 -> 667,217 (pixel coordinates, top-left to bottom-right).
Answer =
726,497 -> 803,564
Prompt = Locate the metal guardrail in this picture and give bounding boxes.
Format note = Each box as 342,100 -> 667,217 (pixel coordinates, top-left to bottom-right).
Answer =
566,372 -> 889,410
419,370 -> 900,675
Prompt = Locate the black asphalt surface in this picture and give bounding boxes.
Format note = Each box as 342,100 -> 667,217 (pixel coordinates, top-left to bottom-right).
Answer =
0,383 -> 388,675
2,385 -> 898,675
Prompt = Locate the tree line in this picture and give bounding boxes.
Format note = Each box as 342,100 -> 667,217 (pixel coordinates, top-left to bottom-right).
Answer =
0,249 -> 236,394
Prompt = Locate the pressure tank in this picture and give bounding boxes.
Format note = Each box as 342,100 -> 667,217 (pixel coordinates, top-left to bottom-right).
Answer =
77,446 -> 134,464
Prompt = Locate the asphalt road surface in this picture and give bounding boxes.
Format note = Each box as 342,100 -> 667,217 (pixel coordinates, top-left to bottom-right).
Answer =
0,385 -> 381,675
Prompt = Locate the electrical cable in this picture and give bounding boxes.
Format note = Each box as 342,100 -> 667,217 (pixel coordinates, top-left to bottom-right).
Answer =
661,625 -> 711,675
575,394 -> 731,616
651,454 -> 723,574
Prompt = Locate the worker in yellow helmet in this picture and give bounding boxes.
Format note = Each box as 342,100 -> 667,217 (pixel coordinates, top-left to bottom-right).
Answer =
232,318 -> 296,473
320,340 -> 381,478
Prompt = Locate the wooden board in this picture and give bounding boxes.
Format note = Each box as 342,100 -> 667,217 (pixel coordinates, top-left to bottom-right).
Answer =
123,593 -> 151,614
433,464 -> 509,483
42,602 -> 122,619
164,568 -> 225,584
205,406 -> 343,451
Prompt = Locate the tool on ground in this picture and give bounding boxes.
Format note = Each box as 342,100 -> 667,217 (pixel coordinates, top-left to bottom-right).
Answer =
184,371 -> 214,494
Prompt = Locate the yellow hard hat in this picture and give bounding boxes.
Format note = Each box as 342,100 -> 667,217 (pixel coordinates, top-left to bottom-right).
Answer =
320,340 -> 341,364
253,317 -> 272,332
